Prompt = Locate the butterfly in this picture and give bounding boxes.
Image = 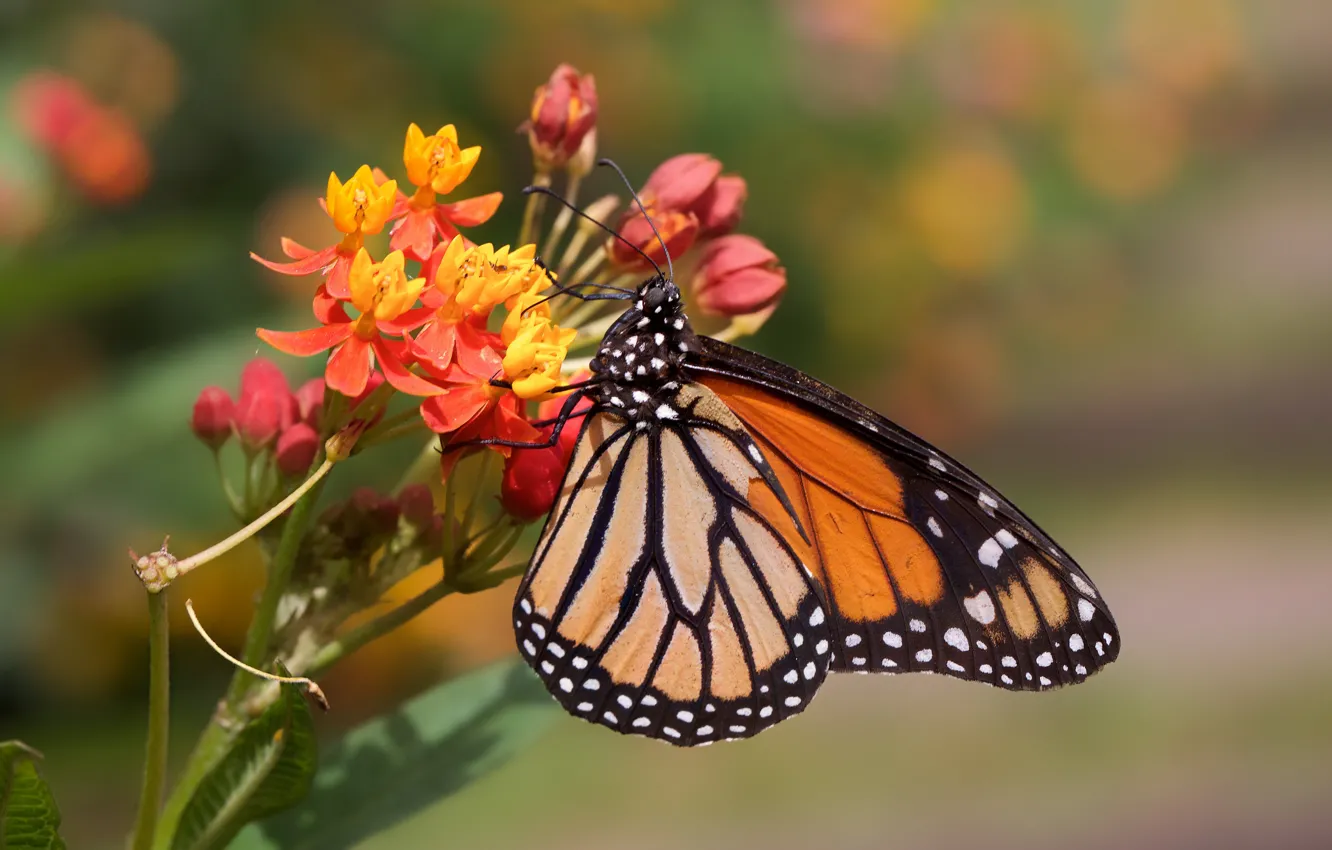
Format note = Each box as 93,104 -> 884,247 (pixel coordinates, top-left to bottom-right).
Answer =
501,175 -> 1119,748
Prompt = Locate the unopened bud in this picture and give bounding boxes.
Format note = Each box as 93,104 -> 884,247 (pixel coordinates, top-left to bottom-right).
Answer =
191,386 -> 234,449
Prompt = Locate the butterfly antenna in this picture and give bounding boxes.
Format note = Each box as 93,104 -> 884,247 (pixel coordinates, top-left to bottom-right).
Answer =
522,185 -> 666,280
598,158 -> 673,282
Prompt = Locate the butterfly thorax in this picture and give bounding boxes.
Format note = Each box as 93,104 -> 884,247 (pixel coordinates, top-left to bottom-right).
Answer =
587,276 -> 698,428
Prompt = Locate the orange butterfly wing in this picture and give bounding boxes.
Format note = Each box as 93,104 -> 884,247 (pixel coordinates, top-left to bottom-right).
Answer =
693,344 -> 1119,691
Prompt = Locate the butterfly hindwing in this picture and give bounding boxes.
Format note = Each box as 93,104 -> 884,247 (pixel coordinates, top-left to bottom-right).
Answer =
515,394 -> 834,747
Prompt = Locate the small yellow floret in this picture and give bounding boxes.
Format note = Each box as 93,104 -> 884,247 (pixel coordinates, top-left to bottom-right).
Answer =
348,249 -> 425,327
326,165 -> 397,235
403,123 -> 481,195
503,314 -> 577,400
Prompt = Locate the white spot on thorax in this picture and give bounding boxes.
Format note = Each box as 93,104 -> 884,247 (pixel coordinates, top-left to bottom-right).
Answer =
655,404 -> 678,420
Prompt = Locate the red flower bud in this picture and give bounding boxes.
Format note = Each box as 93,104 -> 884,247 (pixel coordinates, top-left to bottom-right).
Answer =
609,209 -> 699,270
397,483 -> 437,528
692,234 -> 787,317
643,154 -> 722,211
527,64 -> 598,170
295,378 -> 325,427
10,72 -> 97,151
501,431 -> 571,523
695,174 -> 747,237
351,486 -> 401,536
240,357 -> 291,402
274,423 -> 319,477
537,380 -> 593,460
191,386 -> 234,449
233,387 -> 286,451
234,357 -> 297,449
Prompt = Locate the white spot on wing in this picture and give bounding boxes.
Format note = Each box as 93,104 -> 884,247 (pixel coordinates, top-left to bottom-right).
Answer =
915,648 -> 933,663
1070,573 -> 1098,598
928,457 -> 947,472
844,634 -> 861,648
944,628 -> 969,652
1078,599 -> 1096,622
1036,652 -> 1053,668
927,517 -> 943,537
964,591 -> 996,625
883,631 -> 902,648
995,529 -> 1018,549
978,538 -> 1003,568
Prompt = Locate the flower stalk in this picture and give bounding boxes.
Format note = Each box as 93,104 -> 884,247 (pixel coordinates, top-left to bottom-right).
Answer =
129,589 -> 169,850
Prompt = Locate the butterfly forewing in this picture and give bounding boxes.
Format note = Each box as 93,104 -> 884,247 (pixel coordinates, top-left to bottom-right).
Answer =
514,392 -> 834,747
692,346 -> 1120,692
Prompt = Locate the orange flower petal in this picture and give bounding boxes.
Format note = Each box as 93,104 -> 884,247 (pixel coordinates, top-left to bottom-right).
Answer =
325,337 -> 373,397
257,323 -> 351,357
437,192 -> 503,227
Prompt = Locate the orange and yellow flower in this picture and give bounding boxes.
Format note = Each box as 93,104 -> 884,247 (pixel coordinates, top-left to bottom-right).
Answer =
391,124 -> 502,262
256,249 -> 440,398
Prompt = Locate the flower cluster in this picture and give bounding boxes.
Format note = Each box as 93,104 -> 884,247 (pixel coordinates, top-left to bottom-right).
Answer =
244,63 -> 789,523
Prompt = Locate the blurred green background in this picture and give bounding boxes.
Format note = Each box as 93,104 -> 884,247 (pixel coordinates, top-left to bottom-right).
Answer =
3,0 -> 1331,847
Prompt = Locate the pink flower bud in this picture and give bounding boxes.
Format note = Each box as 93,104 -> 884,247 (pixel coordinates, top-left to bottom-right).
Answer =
233,387 -> 285,451
274,423 -> 319,477
692,234 -> 787,317
240,357 -> 290,399
397,483 -> 437,528
501,433 -> 571,523
527,64 -> 599,170
643,154 -> 722,211
351,487 -> 400,536
609,209 -> 699,271
295,378 -> 325,427
191,386 -> 234,449
695,174 -> 747,237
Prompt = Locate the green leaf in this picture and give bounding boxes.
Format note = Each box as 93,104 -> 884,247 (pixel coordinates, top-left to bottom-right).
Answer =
171,680 -> 317,850
232,659 -> 554,850
0,741 -> 66,850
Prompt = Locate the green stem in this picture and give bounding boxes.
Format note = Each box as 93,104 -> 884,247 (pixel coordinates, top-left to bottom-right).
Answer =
359,417 -> 429,449
541,174 -> 580,260
307,580 -> 456,676
225,469 -> 330,706
211,450 -> 244,521
518,170 -> 552,246
130,591 -> 170,850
